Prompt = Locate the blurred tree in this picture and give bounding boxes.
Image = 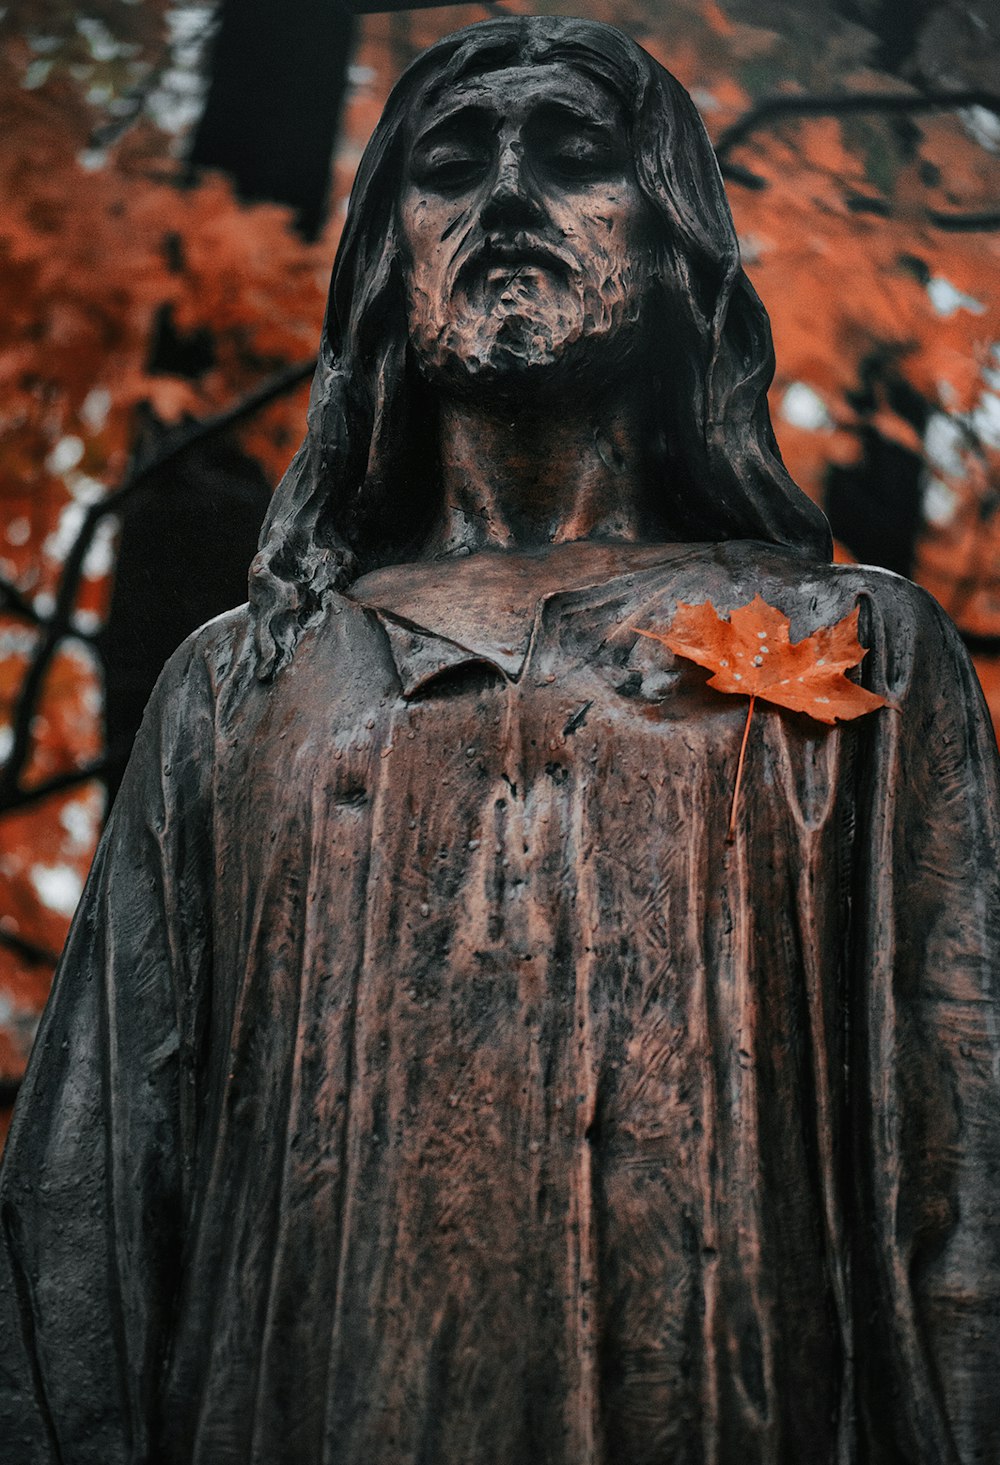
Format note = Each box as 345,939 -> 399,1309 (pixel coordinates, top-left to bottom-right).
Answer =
189,0 -> 356,238
0,0 -> 328,1126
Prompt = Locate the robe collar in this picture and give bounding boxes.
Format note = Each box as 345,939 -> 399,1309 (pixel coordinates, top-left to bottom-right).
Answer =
348,541 -> 690,698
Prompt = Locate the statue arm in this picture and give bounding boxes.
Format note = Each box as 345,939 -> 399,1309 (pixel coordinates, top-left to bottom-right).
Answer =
0,629 -> 218,1464
851,577 -> 1000,1463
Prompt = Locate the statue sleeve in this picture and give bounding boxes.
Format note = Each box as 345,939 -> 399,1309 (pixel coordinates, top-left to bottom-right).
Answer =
0,630 -> 217,1464
853,579 -> 1000,1463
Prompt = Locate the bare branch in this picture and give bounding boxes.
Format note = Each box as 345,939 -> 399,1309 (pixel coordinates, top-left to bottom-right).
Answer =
925,209 -> 1000,232
716,88 -> 1000,229
843,192 -> 1000,231
0,926 -> 59,969
0,577 -> 43,627
100,356 -> 317,524
961,632 -> 1000,658
715,87 -> 1000,162
719,161 -> 768,190
0,741 -> 131,817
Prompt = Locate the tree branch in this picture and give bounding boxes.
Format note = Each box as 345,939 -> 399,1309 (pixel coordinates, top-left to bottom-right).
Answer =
0,576 -> 43,628
718,160 -> 768,190
0,741 -> 131,817
715,87 -> 1000,161
923,208 -> 1000,232
843,192 -> 1000,231
961,632 -> 1000,658
0,926 -> 60,969
0,357 -> 315,810
717,89 -> 1000,228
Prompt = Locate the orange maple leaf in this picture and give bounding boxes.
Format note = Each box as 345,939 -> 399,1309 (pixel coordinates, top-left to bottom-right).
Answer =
638,594 -> 888,724
637,595 -> 889,839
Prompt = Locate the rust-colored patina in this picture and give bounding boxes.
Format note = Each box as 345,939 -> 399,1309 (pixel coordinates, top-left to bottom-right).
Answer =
2,18 -> 998,1464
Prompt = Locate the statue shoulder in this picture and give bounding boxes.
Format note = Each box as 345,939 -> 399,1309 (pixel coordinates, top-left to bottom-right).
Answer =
670,543 -> 947,637
687,547 -> 973,702
150,603 -> 256,715
824,560 -> 962,642
149,593 -> 400,731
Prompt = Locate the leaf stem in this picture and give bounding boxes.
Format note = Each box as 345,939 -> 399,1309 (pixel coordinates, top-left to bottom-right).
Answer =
727,695 -> 756,844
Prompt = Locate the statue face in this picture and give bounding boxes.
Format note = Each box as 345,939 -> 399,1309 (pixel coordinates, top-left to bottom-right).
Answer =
400,62 -> 653,396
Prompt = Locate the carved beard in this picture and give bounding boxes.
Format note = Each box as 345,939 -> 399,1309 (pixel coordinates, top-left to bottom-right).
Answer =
406,253 -> 650,397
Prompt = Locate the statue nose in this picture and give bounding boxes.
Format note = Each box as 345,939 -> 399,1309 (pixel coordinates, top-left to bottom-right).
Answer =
480,144 -> 544,228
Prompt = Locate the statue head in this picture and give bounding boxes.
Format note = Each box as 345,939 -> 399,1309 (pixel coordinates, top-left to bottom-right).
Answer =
399,50 -> 656,400
250,16 -> 832,677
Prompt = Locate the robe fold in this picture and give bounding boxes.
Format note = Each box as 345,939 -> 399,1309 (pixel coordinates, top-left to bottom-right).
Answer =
1,539 -> 998,1463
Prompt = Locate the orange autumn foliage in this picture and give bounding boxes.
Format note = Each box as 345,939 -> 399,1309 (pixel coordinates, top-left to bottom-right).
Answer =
0,22 -> 331,1097
0,42 -> 328,597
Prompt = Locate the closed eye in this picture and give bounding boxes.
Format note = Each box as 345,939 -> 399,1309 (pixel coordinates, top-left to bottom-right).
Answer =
529,116 -> 626,185
409,108 -> 493,192
419,155 -> 487,190
543,143 -> 617,181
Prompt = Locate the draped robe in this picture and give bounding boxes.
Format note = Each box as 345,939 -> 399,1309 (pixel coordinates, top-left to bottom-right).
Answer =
1,538 -> 998,1463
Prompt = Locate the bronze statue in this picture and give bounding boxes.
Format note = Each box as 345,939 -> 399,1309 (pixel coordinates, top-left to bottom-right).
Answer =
2,17 -> 998,1463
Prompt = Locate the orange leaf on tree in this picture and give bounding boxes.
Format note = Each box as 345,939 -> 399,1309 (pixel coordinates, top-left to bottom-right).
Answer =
637,594 -> 889,725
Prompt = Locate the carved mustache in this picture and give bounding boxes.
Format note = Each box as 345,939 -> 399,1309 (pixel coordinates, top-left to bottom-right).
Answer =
453,233 -> 578,292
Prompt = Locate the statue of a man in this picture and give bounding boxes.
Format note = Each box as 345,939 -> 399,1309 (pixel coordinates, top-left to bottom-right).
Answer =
2,18 -> 998,1464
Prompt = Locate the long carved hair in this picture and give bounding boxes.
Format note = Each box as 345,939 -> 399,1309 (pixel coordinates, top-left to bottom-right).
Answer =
249,16 -> 832,678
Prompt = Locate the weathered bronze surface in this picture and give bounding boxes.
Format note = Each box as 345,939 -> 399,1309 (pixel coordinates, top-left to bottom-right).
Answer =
2,17 -> 998,1464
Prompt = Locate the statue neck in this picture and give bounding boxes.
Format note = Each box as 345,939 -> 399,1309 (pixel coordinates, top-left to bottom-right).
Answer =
423,381 -> 654,556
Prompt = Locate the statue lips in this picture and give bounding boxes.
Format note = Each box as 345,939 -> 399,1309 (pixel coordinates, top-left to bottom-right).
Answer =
457,234 -> 574,296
